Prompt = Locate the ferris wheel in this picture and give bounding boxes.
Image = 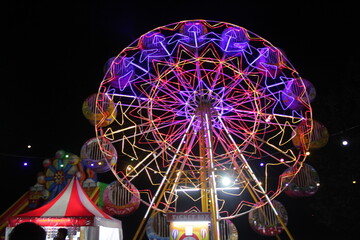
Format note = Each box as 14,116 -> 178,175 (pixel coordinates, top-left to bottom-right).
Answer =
93,20 -> 315,239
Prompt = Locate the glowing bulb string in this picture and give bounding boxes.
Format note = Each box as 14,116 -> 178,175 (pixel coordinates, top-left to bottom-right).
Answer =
167,121 -> 201,209
144,114 -> 196,218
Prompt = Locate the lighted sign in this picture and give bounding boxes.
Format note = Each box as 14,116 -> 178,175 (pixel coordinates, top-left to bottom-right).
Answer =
167,212 -> 211,222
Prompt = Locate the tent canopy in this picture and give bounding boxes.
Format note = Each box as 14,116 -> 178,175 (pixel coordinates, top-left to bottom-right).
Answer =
8,177 -> 122,229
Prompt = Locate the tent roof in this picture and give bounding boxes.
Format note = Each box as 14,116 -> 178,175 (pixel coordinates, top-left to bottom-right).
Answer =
9,177 -> 122,228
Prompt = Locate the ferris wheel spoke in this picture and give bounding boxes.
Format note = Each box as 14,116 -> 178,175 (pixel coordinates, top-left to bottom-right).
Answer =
164,127 -> 203,209
143,115 -> 196,218
217,116 -> 276,201
124,145 -> 165,180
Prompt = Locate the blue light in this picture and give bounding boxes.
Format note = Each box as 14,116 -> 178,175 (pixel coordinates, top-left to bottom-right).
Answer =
23,162 -> 28,166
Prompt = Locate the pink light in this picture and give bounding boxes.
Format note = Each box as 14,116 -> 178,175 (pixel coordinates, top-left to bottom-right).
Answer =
95,19 -> 314,219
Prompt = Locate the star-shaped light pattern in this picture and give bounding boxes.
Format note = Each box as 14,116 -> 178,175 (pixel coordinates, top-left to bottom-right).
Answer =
95,20 -> 313,219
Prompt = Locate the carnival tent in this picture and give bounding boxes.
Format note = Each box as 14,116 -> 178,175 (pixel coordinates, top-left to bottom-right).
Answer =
7,177 -> 122,240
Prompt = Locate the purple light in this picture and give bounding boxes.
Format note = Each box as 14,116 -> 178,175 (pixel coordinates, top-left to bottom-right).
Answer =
23,162 -> 28,166
260,162 -> 264,167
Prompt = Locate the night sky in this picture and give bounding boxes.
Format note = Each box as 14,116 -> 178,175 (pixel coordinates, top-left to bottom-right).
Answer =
1,1 -> 359,239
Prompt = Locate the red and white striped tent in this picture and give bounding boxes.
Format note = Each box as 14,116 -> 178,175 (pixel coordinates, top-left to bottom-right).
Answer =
7,177 -> 122,240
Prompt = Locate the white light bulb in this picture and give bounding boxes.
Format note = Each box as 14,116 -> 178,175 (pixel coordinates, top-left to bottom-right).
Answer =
222,177 -> 232,186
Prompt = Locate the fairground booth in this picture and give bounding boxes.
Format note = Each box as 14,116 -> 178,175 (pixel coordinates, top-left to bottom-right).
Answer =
167,212 -> 211,240
6,177 -> 122,240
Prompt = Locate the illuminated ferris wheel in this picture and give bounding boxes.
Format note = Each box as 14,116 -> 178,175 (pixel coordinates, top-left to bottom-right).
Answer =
91,20 -> 316,239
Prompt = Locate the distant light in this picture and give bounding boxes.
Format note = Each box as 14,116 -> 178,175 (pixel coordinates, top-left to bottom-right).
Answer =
280,158 -> 284,162
352,180 -> 357,184
342,140 -> 348,146
27,145 -> 32,149
306,151 -> 311,156
260,162 -> 264,167
60,164 -> 64,168
23,162 -> 28,166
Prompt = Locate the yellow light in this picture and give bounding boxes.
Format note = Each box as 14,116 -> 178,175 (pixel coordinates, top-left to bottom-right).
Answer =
306,151 -> 311,156
352,180 -> 357,184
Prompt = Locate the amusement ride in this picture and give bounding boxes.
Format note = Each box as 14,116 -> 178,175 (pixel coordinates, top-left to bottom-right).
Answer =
81,20 -> 328,239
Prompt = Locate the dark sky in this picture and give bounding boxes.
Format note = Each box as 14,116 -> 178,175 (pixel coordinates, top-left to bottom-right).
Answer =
1,1 -> 359,239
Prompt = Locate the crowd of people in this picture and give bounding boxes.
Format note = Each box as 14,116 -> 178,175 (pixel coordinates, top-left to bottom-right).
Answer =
8,222 -> 67,240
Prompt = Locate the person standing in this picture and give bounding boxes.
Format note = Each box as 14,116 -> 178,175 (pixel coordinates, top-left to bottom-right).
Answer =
9,222 -> 46,240
53,228 -> 68,240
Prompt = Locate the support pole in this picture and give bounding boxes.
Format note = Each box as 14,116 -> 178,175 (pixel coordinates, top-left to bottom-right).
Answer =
197,99 -> 220,240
